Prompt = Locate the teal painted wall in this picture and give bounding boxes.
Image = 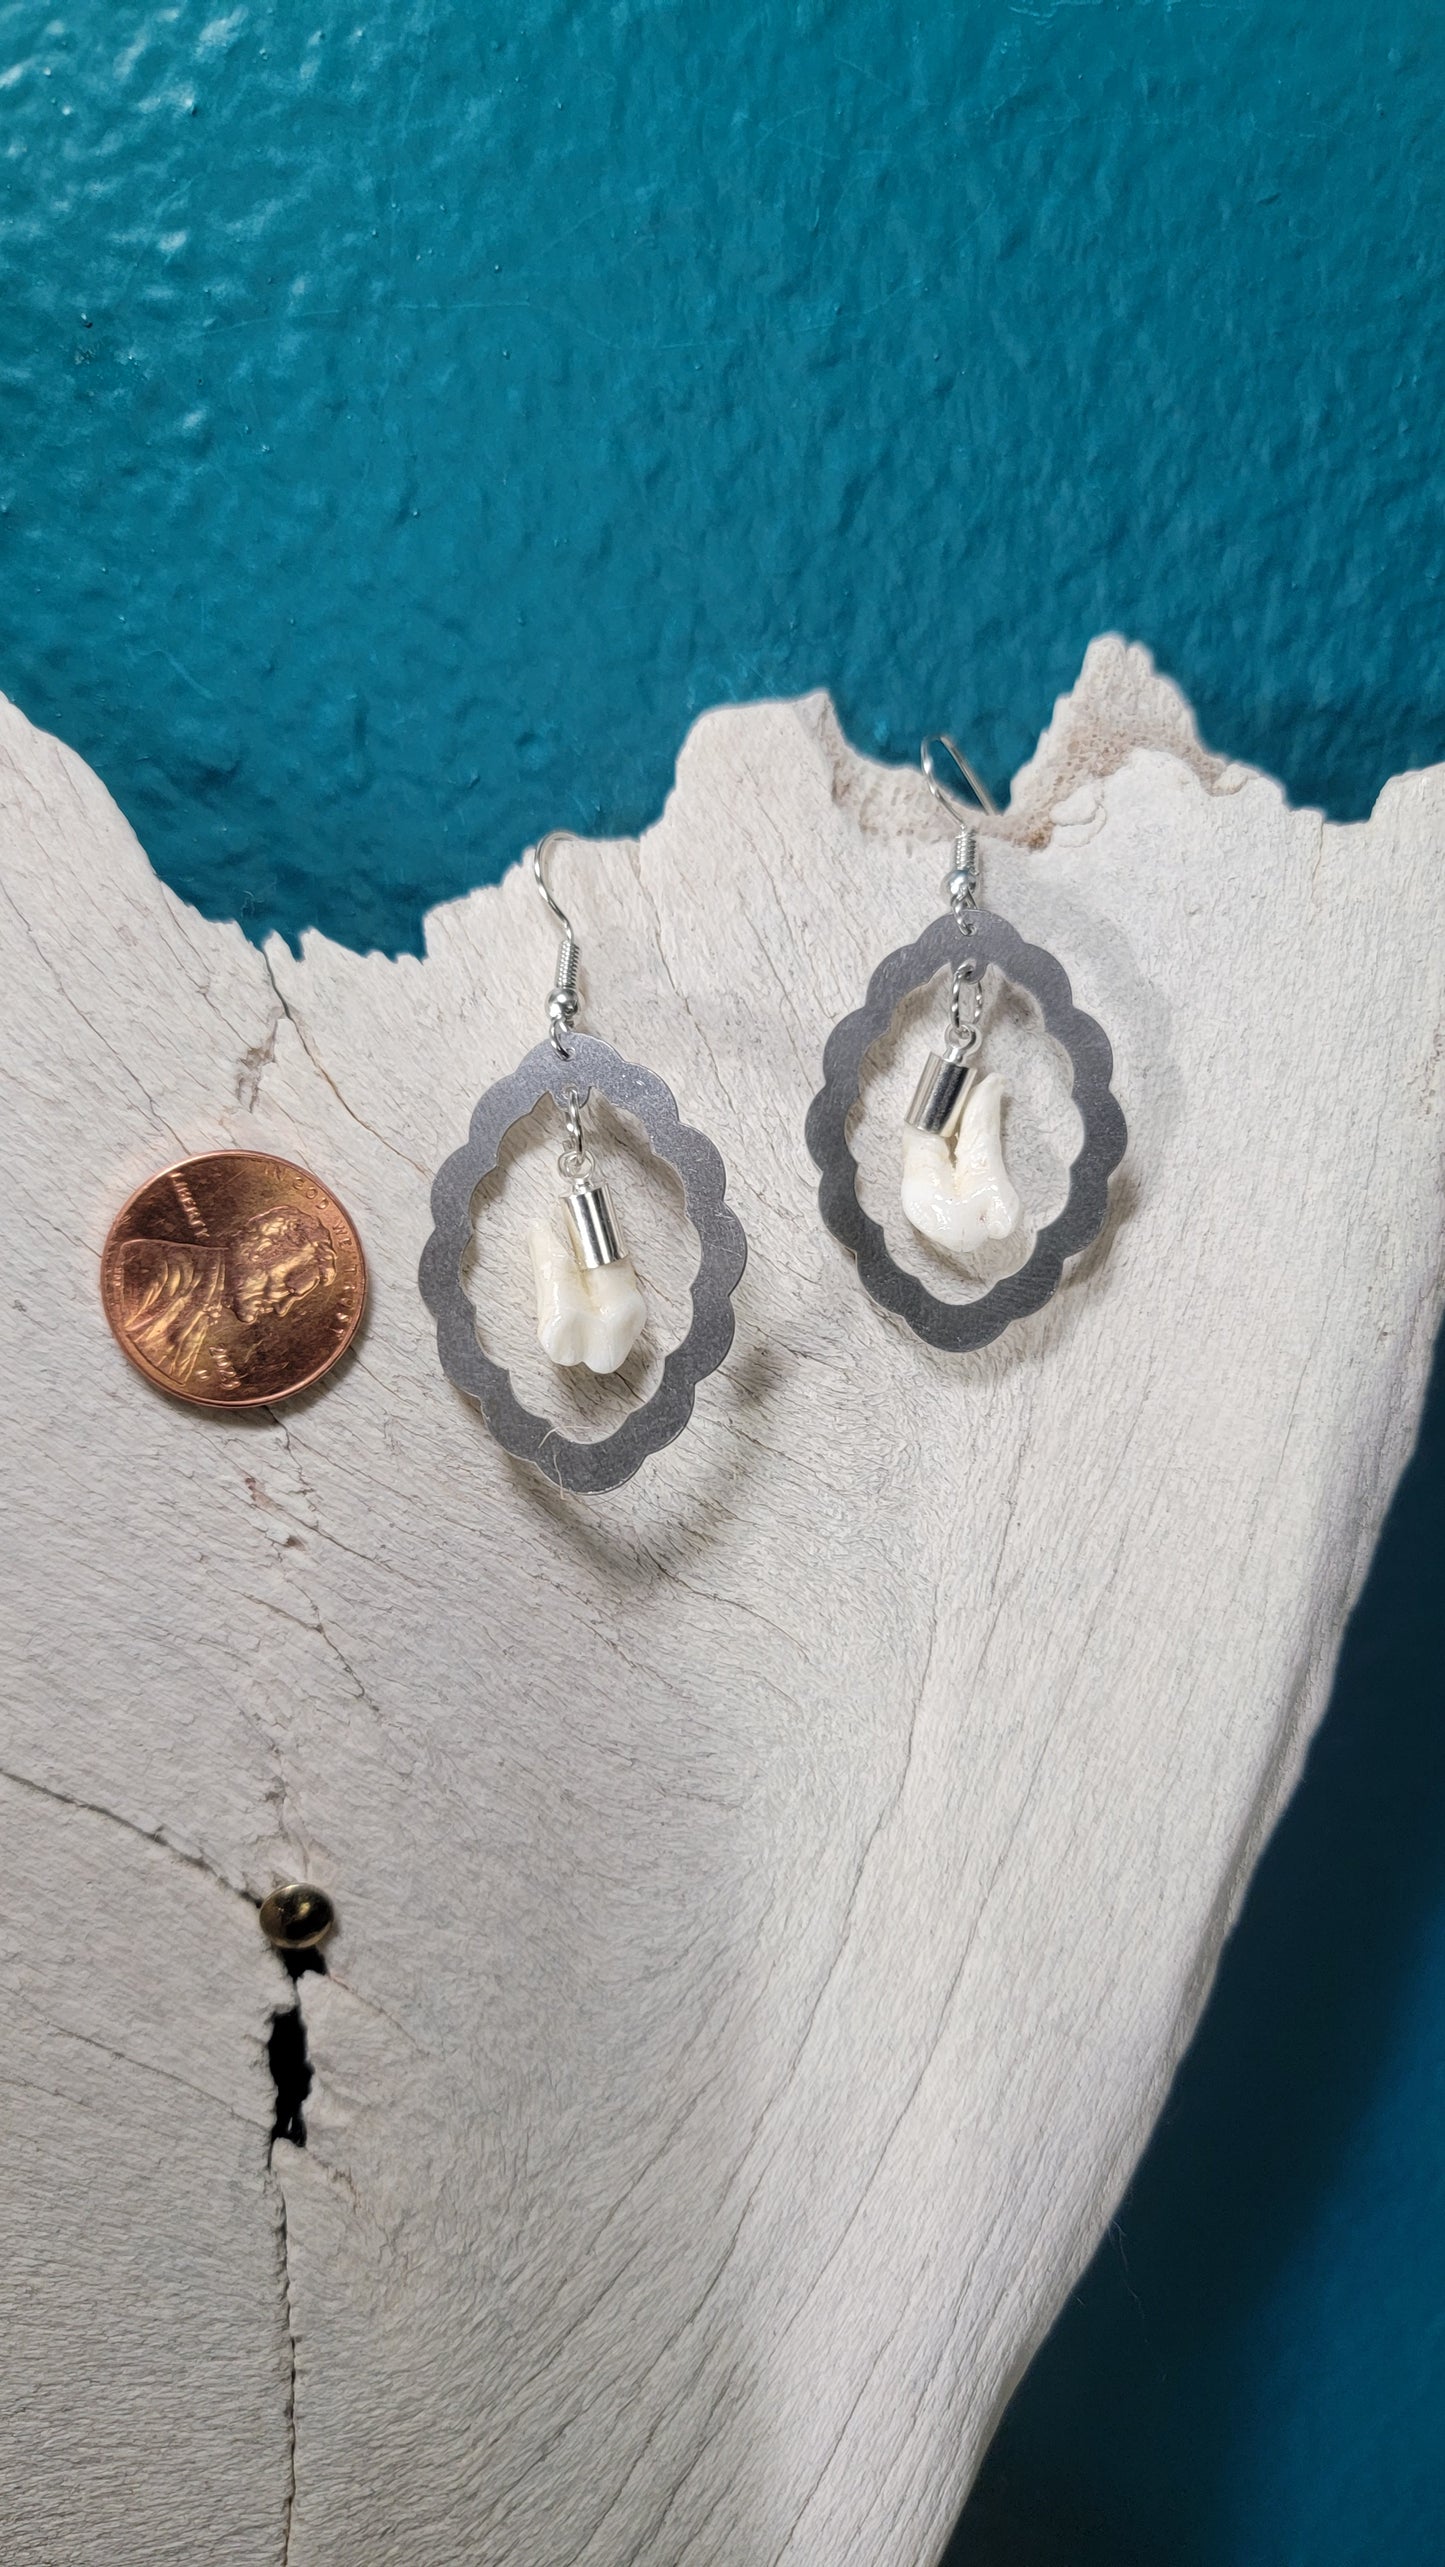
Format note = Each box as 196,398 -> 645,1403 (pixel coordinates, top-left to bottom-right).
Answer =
3,3 -> 1442,2557
3,1 -> 1442,954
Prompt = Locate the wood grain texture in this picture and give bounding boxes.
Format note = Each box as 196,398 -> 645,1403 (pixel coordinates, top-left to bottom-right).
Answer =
1,640 -> 1441,2566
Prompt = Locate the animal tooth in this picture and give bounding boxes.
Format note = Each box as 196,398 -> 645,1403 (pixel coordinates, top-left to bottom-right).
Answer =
528,1218 -> 647,1374
901,1070 -> 1022,1256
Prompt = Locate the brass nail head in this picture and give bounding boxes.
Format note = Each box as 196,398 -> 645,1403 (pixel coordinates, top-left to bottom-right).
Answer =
258,1882 -> 336,1952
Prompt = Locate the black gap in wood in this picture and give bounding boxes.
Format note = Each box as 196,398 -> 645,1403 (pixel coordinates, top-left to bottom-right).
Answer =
266,1947 -> 325,2149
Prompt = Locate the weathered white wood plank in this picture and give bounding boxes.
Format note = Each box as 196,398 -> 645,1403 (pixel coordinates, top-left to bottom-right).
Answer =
1,641 -> 1441,2565
0,1777 -> 291,2564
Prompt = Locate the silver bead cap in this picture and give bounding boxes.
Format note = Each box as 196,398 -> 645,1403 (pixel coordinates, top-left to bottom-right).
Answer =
564,1179 -> 626,1270
904,1048 -> 979,1141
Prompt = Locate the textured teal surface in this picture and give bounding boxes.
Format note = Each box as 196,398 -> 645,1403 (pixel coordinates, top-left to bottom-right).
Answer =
3,3 -> 1443,2558
1,1 -> 1442,953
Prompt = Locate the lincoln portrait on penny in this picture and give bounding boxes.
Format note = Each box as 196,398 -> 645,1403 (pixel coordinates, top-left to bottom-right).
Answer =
114,1206 -> 338,1388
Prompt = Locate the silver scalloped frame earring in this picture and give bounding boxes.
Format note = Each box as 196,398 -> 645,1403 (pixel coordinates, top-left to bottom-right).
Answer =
420,834 -> 747,1493
805,736 -> 1126,1352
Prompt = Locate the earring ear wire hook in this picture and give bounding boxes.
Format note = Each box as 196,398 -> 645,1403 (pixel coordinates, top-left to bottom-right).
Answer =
532,830 -> 576,933
920,734 -> 998,822
922,734 -> 997,925
533,831 -> 583,1055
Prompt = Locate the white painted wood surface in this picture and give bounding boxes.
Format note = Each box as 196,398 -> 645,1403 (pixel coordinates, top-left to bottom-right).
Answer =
1,641 -> 1441,2566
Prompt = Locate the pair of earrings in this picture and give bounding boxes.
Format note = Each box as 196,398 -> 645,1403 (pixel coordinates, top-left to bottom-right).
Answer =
419,738 -> 1126,1492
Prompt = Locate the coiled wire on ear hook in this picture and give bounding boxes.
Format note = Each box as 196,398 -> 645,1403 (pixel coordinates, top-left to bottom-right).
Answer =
921,734 -> 998,910
922,734 -> 997,1033
533,831 -> 582,1056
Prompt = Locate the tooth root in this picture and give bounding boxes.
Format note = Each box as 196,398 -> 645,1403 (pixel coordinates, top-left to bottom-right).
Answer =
901,1071 -> 1022,1255
528,1222 -> 588,1368
528,1218 -> 647,1374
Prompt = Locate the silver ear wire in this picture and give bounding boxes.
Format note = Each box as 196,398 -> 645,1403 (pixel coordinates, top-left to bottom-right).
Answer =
920,733 -> 998,822
921,734 -> 996,926
532,831 -> 582,1055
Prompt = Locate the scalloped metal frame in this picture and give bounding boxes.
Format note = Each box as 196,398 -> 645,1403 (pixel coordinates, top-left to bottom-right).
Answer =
805,910 -> 1127,1353
419,1034 -> 747,1494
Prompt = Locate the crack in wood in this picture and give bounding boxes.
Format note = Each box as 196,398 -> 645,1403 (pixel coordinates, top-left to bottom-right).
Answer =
266,1948 -> 326,2150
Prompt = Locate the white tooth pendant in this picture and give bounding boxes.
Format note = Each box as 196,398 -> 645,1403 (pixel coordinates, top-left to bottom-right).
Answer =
529,1176 -> 647,1374
806,733 -> 1126,1356
421,832 -> 747,1492
901,1053 -> 1021,1257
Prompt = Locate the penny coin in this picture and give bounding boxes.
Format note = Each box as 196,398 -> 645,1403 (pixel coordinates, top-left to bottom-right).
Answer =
101,1151 -> 367,1408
